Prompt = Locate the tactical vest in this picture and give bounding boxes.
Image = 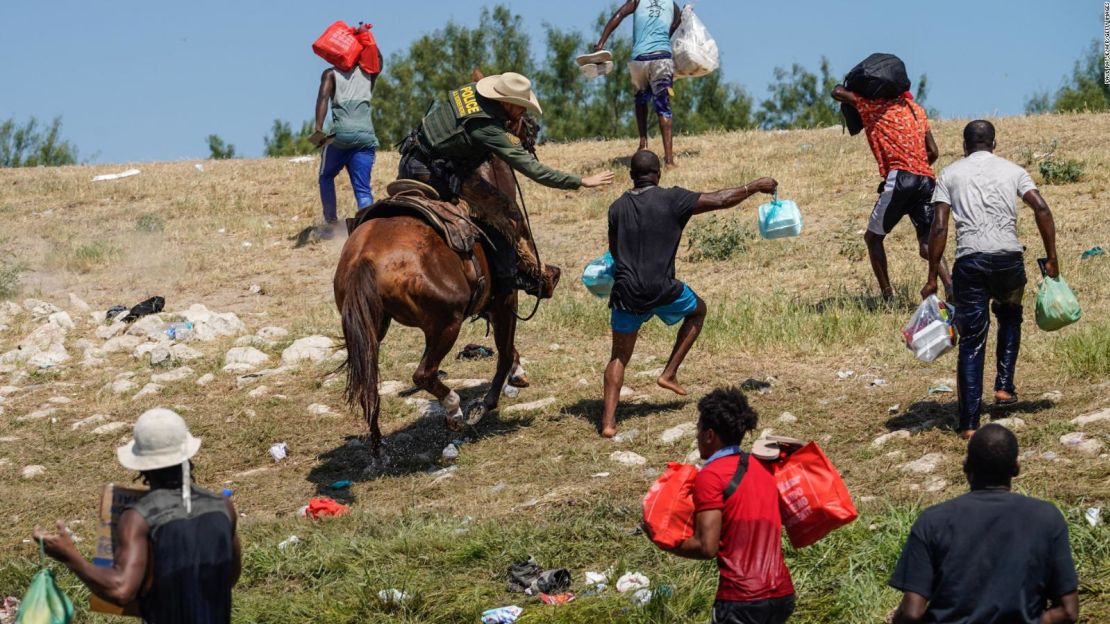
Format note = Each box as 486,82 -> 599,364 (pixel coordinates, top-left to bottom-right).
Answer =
420,83 -> 496,155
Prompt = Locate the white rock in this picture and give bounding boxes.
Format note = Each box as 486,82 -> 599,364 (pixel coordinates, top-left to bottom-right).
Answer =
125,314 -> 165,338
6,323 -> 69,367
1060,432 -> 1104,456
380,380 -> 407,396
872,430 -> 911,448
619,386 -> 635,399
449,379 -> 486,390
660,422 -> 697,444
307,403 -> 333,416
68,293 -> 92,313
923,477 -> 949,493
247,385 -> 270,399
442,444 -> 460,460
149,346 -> 172,366
992,417 -> 1026,431
47,311 -> 75,330
70,414 -> 109,430
778,412 -> 798,424
234,366 -> 291,387
92,421 -> 130,436
151,367 -> 194,384
108,379 -> 139,395
233,335 -> 256,347
23,299 -> 62,318
610,451 -> 647,466
21,464 -> 46,479
280,336 -> 334,365
170,344 -> 203,361
16,407 -> 58,423
836,370 -> 855,380
1071,408 -> 1110,427
0,300 -> 23,324
405,397 -> 445,419
132,383 -> 163,400
684,448 -> 703,464
636,366 -> 667,378
899,452 -> 945,474
329,349 -> 347,362
223,347 -> 270,372
0,386 -> 20,397
884,450 -> 905,461
612,428 -> 640,443
178,304 -> 247,341
89,310 -> 107,324
97,320 -> 129,340
1042,390 -> 1063,403
257,326 -> 289,342
102,335 -> 143,354
48,396 -> 72,405
133,340 -> 169,359
196,373 -> 215,386
503,396 -> 557,414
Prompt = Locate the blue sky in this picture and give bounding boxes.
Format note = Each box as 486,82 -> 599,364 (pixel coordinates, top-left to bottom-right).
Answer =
0,1 -> 1100,164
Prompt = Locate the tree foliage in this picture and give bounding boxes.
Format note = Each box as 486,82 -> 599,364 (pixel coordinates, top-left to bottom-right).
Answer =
263,120 -> 316,157
1026,41 -> 1110,114
755,57 -> 840,129
206,134 -> 236,160
0,116 -> 78,168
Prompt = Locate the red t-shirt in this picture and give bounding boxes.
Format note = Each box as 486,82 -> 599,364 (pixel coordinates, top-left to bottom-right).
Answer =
854,96 -> 934,180
693,454 -> 794,602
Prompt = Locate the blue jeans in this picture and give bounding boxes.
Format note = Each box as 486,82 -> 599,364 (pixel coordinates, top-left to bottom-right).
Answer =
319,145 -> 376,223
951,252 -> 1027,431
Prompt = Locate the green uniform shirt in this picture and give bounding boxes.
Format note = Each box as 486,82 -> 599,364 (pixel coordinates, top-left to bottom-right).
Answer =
419,84 -> 581,190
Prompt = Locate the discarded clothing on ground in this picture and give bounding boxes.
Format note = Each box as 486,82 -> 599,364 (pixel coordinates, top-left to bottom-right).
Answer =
506,556 -> 571,595
305,497 -> 350,519
122,296 -> 165,323
457,343 -> 495,361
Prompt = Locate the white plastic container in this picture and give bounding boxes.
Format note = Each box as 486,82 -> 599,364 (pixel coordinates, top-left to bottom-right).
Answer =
910,319 -> 954,362
758,199 -> 803,240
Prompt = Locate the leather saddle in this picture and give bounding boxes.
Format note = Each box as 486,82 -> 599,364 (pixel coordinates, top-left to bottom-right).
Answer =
347,179 -> 490,257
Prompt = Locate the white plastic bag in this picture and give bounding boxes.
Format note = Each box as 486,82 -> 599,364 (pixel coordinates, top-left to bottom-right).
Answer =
671,4 -> 719,79
901,295 -> 957,363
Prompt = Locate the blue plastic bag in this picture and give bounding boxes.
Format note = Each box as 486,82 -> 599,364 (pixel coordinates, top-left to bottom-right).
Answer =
581,251 -> 614,298
758,195 -> 803,240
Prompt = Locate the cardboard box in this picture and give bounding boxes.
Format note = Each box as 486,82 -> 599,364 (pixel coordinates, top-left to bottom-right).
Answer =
89,483 -> 147,617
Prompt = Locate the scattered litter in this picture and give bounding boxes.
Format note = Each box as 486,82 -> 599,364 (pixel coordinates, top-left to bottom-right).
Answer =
1085,507 -> 1101,527
740,377 -> 772,392
269,443 -> 288,462
0,596 -> 20,623
584,571 -> 608,590
304,497 -> 349,519
632,588 -> 653,606
1081,246 -> 1105,259
288,156 -> 316,164
277,535 -> 300,550
591,472 -> 610,478
377,589 -> 410,604
928,384 -> 953,394
442,444 -> 460,460
836,370 -> 855,380
611,428 -> 640,443
330,480 -> 353,490
506,557 -> 571,595
616,571 -> 650,593
122,296 -> 165,323
503,384 -> 520,399
91,168 -> 140,182
457,343 -> 494,360
870,378 -> 888,387
539,592 -> 575,605
164,322 -> 194,341
481,606 -> 522,624
888,404 -> 900,414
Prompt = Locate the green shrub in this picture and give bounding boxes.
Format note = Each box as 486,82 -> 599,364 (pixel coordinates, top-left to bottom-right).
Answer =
0,259 -> 23,299
136,213 -> 165,232
50,240 -> 122,274
686,216 -> 753,261
1039,158 -> 1084,184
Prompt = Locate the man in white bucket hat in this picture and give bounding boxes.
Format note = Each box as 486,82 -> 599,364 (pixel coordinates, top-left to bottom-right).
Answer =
399,71 -> 614,298
35,408 -> 241,624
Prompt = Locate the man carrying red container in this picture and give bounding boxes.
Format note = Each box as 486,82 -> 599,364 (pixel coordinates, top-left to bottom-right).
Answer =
310,22 -> 383,239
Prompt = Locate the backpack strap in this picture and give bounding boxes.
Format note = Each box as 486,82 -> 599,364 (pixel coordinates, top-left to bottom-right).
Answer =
722,451 -> 750,502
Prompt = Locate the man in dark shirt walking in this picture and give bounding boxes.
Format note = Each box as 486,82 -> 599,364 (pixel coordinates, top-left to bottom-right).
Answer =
890,424 -> 1079,624
35,408 -> 241,624
601,149 -> 776,437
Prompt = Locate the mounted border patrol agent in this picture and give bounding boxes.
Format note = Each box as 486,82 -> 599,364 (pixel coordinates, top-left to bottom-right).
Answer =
398,72 -> 614,298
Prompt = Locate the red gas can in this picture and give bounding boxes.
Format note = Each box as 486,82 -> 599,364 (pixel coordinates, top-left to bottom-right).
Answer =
355,23 -> 382,74
312,21 -> 361,71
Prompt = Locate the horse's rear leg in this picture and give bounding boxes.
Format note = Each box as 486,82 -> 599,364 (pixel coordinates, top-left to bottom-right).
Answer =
414,318 -> 464,428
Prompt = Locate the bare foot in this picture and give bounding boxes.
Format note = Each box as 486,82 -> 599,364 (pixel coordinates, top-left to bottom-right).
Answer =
601,425 -> 618,438
665,160 -> 679,169
657,375 -> 688,396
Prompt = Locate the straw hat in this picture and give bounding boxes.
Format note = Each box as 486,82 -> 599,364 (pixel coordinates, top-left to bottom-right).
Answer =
476,72 -> 543,115
116,408 -> 201,471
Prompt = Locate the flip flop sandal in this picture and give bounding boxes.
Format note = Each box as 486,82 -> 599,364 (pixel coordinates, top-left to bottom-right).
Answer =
576,50 -> 613,66
994,393 -> 1019,406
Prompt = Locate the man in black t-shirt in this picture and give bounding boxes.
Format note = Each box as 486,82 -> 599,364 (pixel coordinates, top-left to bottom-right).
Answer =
601,150 -> 776,437
889,424 -> 1079,624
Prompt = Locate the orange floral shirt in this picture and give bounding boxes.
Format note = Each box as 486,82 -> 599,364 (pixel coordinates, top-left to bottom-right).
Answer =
854,96 -> 934,179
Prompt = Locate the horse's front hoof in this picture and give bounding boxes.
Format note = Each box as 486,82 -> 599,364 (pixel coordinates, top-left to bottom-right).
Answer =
464,401 -> 491,426
444,407 -> 465,432
507,373 -> 530,388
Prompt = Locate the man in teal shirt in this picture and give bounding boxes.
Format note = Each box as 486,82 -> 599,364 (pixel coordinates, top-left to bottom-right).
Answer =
595,0 -> 683,167
399,72 -> 613,297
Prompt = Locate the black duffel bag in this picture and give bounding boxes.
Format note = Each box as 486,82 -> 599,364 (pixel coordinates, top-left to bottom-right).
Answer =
841,53 -> 911,135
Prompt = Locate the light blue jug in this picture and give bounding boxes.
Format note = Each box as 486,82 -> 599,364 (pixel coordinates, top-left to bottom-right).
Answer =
758,194 -> 803,240
581,251 -> 614,298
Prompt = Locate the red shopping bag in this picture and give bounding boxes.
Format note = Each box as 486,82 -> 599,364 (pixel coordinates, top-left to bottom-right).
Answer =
773,442 -> 857,548
312,21 -> 361,71
642,462 -> 699,549
354,23 -> 381,74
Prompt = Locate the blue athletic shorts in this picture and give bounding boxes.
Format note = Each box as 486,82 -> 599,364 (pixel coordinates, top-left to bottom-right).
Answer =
611,284 -> 699,334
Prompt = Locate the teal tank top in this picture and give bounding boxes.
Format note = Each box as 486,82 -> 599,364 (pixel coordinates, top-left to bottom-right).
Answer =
330,68 -> 380,150
632,0 -> 675,59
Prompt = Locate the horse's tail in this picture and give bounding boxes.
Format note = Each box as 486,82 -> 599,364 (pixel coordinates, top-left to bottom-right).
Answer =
339,256 -> 383,445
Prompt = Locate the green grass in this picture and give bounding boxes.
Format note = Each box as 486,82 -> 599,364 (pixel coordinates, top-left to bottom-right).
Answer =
49,240 -> 122,274
1057,322 -> 1110,379
0,259 -> 22,299
686,217 -> 754,262
135,213 -> 166,233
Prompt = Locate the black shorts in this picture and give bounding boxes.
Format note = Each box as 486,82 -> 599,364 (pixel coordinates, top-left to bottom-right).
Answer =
867,170 -> 936,240
712,595 -> 796,624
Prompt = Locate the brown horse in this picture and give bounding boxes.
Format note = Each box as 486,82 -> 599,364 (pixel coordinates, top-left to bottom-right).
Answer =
333,156 -> 530,457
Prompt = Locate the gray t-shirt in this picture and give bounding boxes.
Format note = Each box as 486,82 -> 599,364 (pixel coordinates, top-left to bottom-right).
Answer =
931,151 -> 1037,259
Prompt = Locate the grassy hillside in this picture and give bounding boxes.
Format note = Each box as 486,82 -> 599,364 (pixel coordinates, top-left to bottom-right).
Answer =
0,113 -> 1108,622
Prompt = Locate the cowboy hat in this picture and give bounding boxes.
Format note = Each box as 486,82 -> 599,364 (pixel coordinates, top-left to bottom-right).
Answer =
116,408 -> 202,471
476,72 -> 543,115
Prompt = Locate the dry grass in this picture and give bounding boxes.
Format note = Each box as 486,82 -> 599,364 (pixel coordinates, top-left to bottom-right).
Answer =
0,113 -> 1108,622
